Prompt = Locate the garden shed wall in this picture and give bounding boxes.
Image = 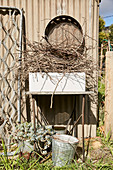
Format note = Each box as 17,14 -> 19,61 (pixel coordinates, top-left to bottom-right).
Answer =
0,0 -> 99,139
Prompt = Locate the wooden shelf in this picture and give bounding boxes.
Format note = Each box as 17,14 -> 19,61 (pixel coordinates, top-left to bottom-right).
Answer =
26,91 -> 94,95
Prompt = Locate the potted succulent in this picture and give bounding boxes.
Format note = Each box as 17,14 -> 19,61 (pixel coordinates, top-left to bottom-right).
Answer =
13,122 -> 55,155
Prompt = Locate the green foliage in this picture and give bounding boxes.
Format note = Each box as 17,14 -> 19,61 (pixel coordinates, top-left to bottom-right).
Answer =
109,24 -> 113,42
104,129 -> 111,143
100,130 -> 113,159
12,123 -> 55,155
99,17 -> 107,47
0,140 -> 50,170
99,16 -> 110,47
1,133 -> 113,170
99,16 -> 105,32
99,32 -> 107,45
96,127 -> 104,138
98,78 -> 105,125
98,78 -> 105,97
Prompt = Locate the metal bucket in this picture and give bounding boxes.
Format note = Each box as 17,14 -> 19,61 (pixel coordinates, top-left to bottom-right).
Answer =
52,134 -> 79,167
53,125 -> 66,134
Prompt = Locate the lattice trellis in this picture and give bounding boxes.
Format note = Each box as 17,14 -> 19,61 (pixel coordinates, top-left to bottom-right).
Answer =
0,7 -> 23,145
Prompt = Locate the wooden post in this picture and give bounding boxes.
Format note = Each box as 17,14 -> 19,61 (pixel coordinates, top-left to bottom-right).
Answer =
105,51 -> 113,139
108,39 -> 110,51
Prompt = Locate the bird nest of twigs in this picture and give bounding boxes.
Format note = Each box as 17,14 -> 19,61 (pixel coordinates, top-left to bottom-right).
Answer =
15,36 -> 95,82
13,31 -> 98,107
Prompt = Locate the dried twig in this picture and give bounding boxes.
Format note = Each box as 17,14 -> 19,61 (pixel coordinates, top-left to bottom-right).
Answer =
12,31 -> 98,106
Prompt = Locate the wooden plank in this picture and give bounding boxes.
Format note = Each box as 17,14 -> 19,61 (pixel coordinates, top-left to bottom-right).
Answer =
29,73 -> 86,93
26,91 -> 94,95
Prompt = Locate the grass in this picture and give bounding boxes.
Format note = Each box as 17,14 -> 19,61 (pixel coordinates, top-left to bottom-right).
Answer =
0,131 -> 113,170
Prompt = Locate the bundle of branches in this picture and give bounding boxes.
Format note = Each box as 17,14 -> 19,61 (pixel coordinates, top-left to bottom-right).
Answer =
16,37 -> 96,85
13,35 -> 98,107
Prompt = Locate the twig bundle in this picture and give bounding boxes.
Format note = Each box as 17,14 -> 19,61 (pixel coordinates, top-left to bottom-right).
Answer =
13,32 -> 98,107
16,37 -> 96,83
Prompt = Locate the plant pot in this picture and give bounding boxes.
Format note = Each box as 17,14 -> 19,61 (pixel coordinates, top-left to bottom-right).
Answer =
18,140 -> 34,153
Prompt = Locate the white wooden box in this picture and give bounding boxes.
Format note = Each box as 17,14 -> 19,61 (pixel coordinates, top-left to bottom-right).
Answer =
29,72 -> 85,93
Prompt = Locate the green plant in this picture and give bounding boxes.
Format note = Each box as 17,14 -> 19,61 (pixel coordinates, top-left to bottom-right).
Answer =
12,123 -> 55,155
96,127 -> 104,138
1,129 -> 113,170
0,140 -> 53,169
98,78 -> 105,126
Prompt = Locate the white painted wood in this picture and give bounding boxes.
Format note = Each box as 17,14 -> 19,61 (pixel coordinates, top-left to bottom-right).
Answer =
26,91 -> 93,95
29,72 -> 85,93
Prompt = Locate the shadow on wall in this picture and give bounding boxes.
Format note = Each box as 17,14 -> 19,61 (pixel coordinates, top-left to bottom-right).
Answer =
26,95 -> 97,138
